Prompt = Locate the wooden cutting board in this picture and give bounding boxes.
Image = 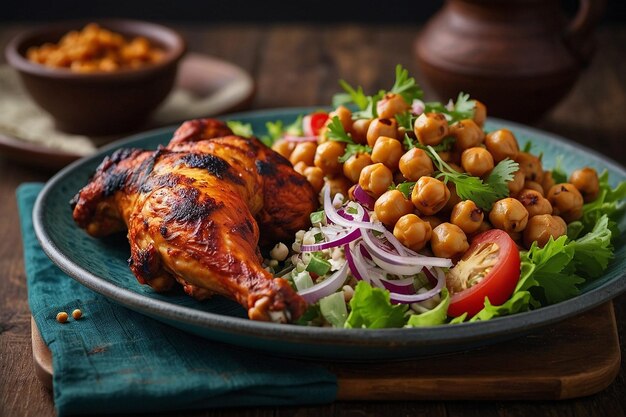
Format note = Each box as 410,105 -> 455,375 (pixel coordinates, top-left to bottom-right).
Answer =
31,302 -> 621,400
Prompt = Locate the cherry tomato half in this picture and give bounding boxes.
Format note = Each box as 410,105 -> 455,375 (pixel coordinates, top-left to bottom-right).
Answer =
303,112 -> 329,137
446,229 -> 520,317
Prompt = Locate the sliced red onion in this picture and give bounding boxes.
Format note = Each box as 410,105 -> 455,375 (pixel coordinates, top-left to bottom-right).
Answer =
381,229 -> 408,256
283,134 -> 318,143
297,262 -> 349,303
300,228 -> 361,252
353,185 -> 376,210
388,268 -> 446,303
344,243 -> 364,281
323,186 -> 385,233
361,230 -> 452,268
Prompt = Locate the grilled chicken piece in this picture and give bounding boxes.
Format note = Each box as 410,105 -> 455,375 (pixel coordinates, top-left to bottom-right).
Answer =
71,119 -> 317,322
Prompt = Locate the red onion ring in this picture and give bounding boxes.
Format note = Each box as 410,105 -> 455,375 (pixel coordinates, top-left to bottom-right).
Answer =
283,134 -> 318,142
353,185 -> 376,210
323,187 -> 385,233
300,228 -> 361,252
297,262 -> 349,303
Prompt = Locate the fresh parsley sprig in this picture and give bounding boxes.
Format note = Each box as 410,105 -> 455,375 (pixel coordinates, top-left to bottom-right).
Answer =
390,64 -> 423,104
404,134 -> 455,152
424,92 -> 476,125
226,121 -> 254,138
425,145 -> 517,210
332,65 -> 424,120
389,181 -> 416,199
326,116 -> 372,162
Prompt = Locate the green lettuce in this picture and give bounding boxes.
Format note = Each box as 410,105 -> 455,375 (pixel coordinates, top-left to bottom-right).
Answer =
406,289 -> 450,327
344,281 -> 408,329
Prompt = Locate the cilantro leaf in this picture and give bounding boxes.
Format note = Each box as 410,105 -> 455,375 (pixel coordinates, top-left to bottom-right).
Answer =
326,116 -> 353,143
327,116 -> 372,162
390,181 -> 416,199
226,121 -> 253,138
338,143 -> 372,163
353,91 -> 384,119
395,111 -> 414,131
426,146 -> 498,210
406,289 -> 450,327
485,158 -> 519,200
390,64 -> 423,104
285,115 -> 304,136
344,281 -> 408,329
424,92 -> 476,124
334,80 -> 369,110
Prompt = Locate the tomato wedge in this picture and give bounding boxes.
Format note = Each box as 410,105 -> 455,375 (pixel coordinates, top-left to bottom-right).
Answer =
446,229 -> 520,317
303,112 -> 329,136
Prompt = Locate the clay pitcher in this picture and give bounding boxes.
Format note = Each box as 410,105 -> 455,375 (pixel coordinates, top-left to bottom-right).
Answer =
415,0 -> 605,122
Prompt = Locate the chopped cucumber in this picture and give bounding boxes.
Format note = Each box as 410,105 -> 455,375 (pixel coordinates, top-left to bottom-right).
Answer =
306,256 -> 332,276
310,210 -> 325,225
293,271 -> 314,291
320,292 -> 348,328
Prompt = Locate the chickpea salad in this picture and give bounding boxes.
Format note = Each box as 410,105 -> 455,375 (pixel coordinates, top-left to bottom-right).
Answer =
228,65 -> 626,328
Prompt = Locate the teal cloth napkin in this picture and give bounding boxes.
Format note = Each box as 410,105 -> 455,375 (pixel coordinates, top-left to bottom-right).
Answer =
17,183 -> 337,416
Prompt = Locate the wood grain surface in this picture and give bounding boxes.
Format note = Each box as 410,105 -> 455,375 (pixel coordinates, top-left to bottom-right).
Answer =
30,304 -> 621,401
1,23 -> 626,417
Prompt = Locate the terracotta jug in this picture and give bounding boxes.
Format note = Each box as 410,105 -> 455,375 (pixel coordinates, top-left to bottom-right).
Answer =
415,0 -> 605,122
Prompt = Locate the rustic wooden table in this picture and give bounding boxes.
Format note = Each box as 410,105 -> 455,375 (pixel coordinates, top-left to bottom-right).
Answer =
1,23 -> 625,417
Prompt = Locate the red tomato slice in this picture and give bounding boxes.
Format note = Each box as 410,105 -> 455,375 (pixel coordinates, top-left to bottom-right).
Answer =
303,112 -> 329,136
446,229 -> 520,317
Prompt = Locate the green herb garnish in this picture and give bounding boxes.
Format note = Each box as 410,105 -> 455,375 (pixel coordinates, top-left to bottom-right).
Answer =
226,121 -> 253,138
424,92 -> 476,124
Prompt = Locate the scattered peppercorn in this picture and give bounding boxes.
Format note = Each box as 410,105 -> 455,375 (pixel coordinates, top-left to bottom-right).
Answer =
72,309 -> 83,320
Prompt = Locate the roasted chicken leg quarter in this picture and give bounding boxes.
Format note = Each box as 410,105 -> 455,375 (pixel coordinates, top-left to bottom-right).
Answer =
72,118 -> 317,322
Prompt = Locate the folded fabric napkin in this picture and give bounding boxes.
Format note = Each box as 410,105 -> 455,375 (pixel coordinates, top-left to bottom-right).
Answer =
17,183 -> 337,417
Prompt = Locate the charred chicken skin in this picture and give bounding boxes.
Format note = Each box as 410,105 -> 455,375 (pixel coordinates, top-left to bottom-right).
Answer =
71,119 -> 317,322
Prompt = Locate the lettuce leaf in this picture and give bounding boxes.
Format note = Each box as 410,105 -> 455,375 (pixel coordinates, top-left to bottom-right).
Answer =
344,281 -> 408,329
579,170 -> 626,238
469,291 -> 532,322
406,289 -> 450,327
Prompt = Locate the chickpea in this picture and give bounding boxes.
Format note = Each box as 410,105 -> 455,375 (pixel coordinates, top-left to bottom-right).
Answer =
394,214 -> 433,252
461,147 -> 495,177
422,215 -> 444,231
431,223 -> 469,259
570,167 -> 600,202
367,118 -> 398,147
515,152 -> 543,183
523,181 -> 544,196
399,148 -> 434,181
450,200 -> 484,234
523,215 -> 567,249
484,129 -> 519,162
508,169 -> 526,196
289,141 -> 317,166
489,198 -> 529,232
542,171 -> 556,194
377,93 -> 410,120
292,161 -> 307,175
271,139 -> 295,160
450,119 -> 485,150
546,183 -> 584,222
517,189 -> 553,217
314,141 -> 345,176
371,136 -> 403,170
329,105 -> 353,133
411,177 -> 450,215
326,175 -> 352,199
351,119 -> 372,145
374,190 -> 414,227
414,112 -> 449,146
473,100 -> 487,127
270,242 -> 289,261
359,163 -> 394,198
343,153 -> 372,183
447,162 -> 464,173
303,166 -> 324,193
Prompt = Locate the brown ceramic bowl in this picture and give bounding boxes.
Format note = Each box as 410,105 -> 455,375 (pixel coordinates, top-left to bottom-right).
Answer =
5,19 -> 186,135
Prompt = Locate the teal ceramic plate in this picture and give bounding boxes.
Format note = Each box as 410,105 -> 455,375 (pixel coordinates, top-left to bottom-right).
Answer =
33,108 -> 626,360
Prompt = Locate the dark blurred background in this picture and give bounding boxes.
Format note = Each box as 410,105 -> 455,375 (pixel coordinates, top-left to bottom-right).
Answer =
2,0 -> 625,23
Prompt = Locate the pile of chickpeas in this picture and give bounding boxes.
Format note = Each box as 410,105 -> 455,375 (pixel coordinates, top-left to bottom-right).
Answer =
272,94 -> 599,260
27,23 -> 164,73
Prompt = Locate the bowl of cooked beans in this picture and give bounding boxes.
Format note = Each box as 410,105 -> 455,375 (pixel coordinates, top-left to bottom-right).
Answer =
5,20 -> 186,135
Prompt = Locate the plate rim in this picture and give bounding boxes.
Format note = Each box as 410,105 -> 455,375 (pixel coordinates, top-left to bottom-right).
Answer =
32,107 -> 626,352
